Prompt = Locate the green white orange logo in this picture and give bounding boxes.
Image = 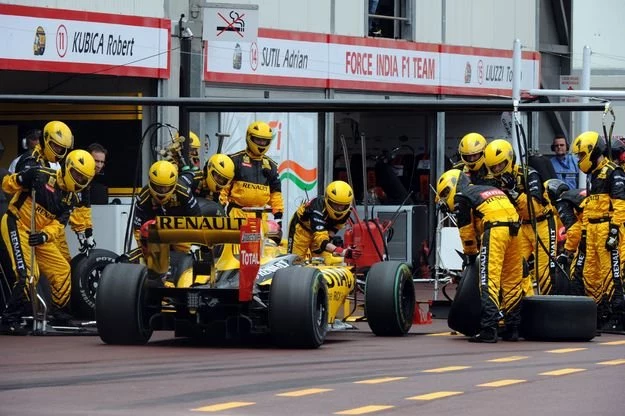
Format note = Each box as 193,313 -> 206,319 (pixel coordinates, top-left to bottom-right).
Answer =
278,160 -> 317,191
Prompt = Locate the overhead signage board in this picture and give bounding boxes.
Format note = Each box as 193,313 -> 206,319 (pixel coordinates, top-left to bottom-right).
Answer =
204,28 -> 540,96
0,4 -> 170,78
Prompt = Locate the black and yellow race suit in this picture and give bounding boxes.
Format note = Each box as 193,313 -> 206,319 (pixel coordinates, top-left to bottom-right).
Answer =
287,196 -> 350,259
132,181 -> 200,254
453,162 -> 498,186
555,189 -> 586,254
219,150 -> 284,223
577,160 -> 625,318
505,165 -> 557,295
4,145 -> 89,262
554,188 -> 586,295
1,167 -> 79,311
179,168 -> 223,205
454,185 -> 522,331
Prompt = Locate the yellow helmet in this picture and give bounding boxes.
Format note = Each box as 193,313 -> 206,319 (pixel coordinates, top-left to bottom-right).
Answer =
435,169 -> 470,211
58,149 -> 95,192
148,160 -> 178,204
204,153 -> 235,193
325,180 -> 353,220
246,121 -> 274,157
188,131 -> 201,167
572,131 -> 606,173
459,132 -> 487,171
42,120 -> 74,163
484,139 -> 515,177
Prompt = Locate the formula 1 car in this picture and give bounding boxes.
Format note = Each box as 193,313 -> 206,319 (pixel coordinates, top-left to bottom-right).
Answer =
95,209 -> 415,348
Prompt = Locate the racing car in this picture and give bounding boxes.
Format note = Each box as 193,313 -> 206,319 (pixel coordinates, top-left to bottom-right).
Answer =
96,208 -> 415,348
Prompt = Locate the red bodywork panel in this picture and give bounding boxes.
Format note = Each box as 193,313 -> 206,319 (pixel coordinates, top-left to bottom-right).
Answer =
239,218 -> 261,302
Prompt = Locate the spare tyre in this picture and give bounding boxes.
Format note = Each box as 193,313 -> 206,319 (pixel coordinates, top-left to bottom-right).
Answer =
70,249 -> 118,320
521,295 -> 596,341
447,263 -> 481,336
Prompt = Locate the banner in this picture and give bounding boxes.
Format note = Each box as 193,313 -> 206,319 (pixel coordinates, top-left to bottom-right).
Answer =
0,4 -> 170,78
220,112 -> 318,224
205,29 -> 540,96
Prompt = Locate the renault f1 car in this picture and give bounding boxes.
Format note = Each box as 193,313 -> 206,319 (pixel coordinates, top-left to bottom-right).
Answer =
95,210 -> 415,348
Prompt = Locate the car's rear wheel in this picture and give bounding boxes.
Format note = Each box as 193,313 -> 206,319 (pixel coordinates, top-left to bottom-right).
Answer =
96,263 -> 153,345
365,261 -> 415,336
269,266 -> 328,348
70,249 -> 118,320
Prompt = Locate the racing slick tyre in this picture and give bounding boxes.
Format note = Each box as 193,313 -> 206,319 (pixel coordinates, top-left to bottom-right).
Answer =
520,295 -> 596,341
364,261 -> 415,336
269,266 -> 328,348
96,263 -> 153,345
447,263 -> 481,337
70,249 -> 118,321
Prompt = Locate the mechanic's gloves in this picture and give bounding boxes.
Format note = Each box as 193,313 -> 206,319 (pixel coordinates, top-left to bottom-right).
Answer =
333,246 -> 362,259
462,253 -> 478,268
605,224 -> 620,251
16,167 -> 45,188
28,231 -> 48,247
76,228 -> 96,253
499,173 -> 519,200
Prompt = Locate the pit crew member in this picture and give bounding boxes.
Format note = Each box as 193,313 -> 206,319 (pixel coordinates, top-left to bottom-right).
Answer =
1,150 -> 95,327
484,139 -> 557,296
571,131 -> 625,331
288,180 -> 358,260
436,169 -> 522,343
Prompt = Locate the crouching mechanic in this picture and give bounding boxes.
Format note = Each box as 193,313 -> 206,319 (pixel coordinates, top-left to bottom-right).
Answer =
484,139 -> 557,296
220,121 -> 284,236
288,180 -> 359,260
544,179 -> 587,295
133,160 -> 200,286
571,131 -> 625,331
436,169 -> 522,343
0,150 -> 95,327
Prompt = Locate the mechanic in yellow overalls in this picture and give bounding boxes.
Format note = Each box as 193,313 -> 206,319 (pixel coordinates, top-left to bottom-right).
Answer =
484,139 -> 557,296
1,150 -> 95,327
219,121 -> 284,237
288,180 -> 358,260
436,169 -> 522,343
3,121 -> 77,263
571,132 -> 625,331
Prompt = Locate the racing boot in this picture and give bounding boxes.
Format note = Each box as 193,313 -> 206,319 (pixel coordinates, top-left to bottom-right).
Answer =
500,325 -> 519,342
469,326 -> 497,343
601,312 -> 624,332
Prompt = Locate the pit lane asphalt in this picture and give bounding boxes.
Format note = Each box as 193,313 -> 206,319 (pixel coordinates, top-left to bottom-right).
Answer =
1,318 -> 624,416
